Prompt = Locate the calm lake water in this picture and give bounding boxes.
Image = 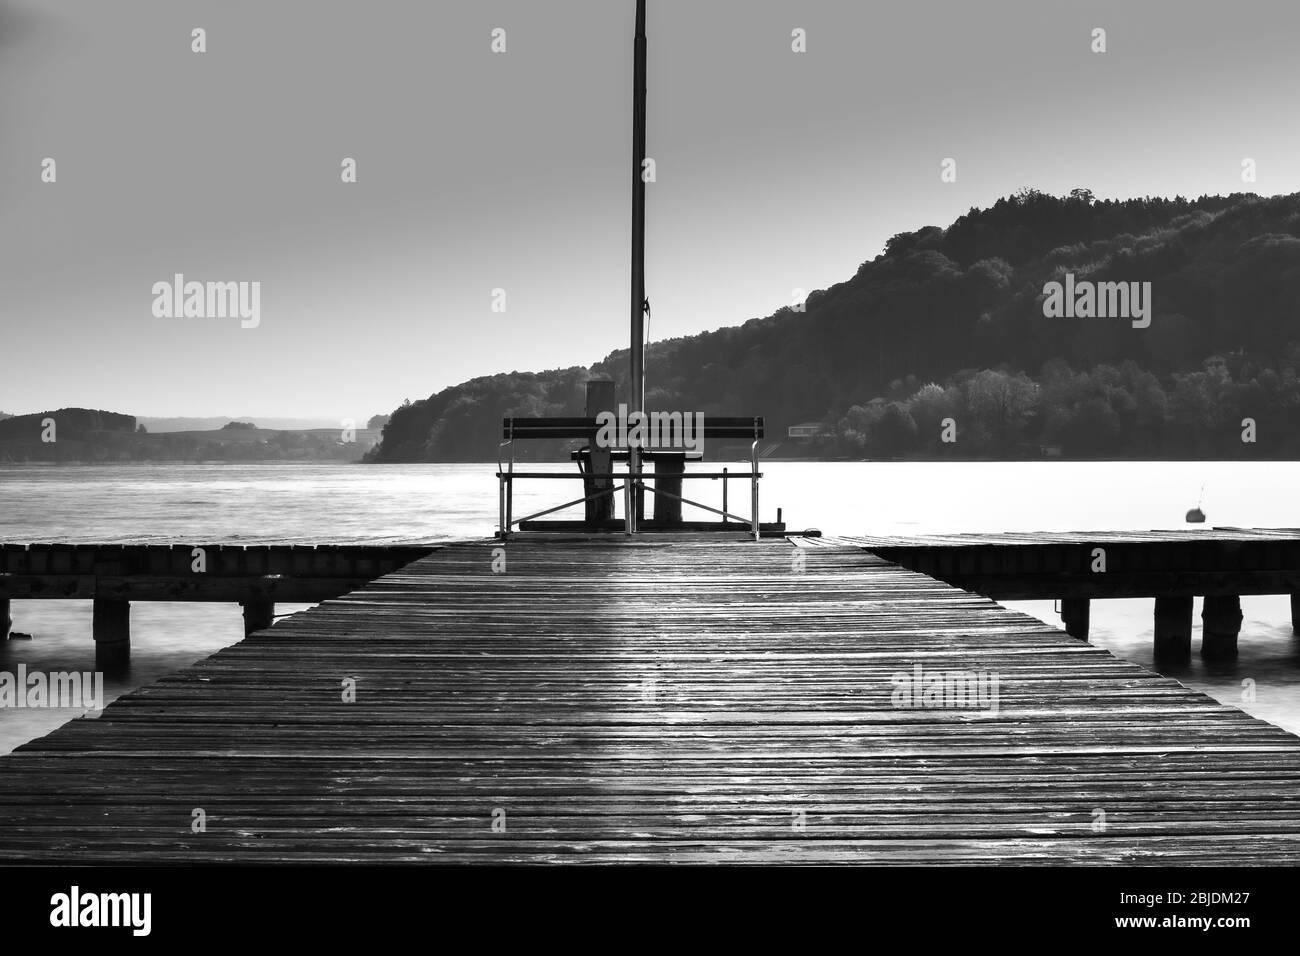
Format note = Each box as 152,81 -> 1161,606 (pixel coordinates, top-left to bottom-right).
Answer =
2,460 -> 1299,752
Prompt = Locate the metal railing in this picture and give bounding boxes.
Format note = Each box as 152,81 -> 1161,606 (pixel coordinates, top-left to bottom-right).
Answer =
496,439 -> 762,541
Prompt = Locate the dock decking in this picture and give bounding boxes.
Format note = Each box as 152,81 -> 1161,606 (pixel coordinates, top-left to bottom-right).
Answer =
3,535 -> 1300,864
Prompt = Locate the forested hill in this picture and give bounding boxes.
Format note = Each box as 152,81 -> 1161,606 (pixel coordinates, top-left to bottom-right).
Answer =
368,189 -> 1300,462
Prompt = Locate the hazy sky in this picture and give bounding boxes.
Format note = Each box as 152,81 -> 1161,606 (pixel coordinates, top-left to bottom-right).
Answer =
2,0 -> 1298,421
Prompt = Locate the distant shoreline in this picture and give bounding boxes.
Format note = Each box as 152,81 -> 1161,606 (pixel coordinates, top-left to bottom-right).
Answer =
6,455 -> 1299,466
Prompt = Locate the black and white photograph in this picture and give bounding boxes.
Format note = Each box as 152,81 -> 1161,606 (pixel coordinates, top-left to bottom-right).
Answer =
1,0 -> 1297,940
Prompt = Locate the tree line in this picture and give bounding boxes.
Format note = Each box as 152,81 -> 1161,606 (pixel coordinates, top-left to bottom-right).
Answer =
368,189 -> 1300,462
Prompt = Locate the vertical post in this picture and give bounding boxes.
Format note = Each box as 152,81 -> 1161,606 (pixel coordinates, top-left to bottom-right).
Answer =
241,599 -> 275,637
0,598 -> 9,639
585,380 -> 616,525
498,473 -> 506,540
634,459 -> 646,526
751,440 -> 760,540
1060,598 -> 1090,641
505,474 -> 513,539
1153,595 -> 1193,662
498,427 -> 511,541
93,598 -> 130,670
654,453 -> 684,524
722,467 -> 728,523
501,429 -> 512,541
1202,594 -> 1242,660
628,0 -> 648,534
1291,593 -> 1300,636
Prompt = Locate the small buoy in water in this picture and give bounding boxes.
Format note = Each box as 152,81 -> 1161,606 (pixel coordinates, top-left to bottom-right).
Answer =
8,632 -> 33,640
1186,508 -> 1206,524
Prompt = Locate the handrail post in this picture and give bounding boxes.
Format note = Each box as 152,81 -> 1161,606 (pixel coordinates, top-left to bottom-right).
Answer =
751,437 -> 759,540
624,468 -> 634,534
506,433 -> 515,540
505,475 -> 513,540
497,435 -> 513,541
722,467 -> 728,524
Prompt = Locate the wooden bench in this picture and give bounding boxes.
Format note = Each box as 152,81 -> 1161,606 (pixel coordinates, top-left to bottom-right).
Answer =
500,416 -> 763,443
497,414 -> 766,538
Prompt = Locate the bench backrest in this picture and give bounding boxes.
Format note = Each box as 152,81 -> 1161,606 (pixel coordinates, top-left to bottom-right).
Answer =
502,415 -> 764,441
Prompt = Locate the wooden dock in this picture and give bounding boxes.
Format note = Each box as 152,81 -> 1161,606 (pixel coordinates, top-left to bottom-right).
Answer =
853,526 -> 1300,598
3,535 -> 1300,863
851,527 -> 1300,657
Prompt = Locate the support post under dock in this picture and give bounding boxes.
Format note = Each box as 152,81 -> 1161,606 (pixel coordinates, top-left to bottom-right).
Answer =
1060,598 -> 1089,641
1153,595 -> 1193,662
1,598 -> 9,639
1291,593 -> 1300,636
92,598 -> 130,669
1202,595 -> 1242,660
241,599 -> 275,637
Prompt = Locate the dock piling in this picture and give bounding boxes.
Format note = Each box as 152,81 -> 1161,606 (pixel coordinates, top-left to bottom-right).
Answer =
1291,593 -> 1300,636
1153,595 -> 1193,662
1,598 -> 9,639
92,598 -> 130,669
1201,595 -> 1242,660
241,599 -> 276,637
1060,597 -> 1089,641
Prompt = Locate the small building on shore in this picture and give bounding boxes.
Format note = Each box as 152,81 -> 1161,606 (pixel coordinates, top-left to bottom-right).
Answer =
787,422 -> 824,440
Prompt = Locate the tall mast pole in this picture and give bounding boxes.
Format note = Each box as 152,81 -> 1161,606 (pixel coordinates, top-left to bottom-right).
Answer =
628,0 -> 647,531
